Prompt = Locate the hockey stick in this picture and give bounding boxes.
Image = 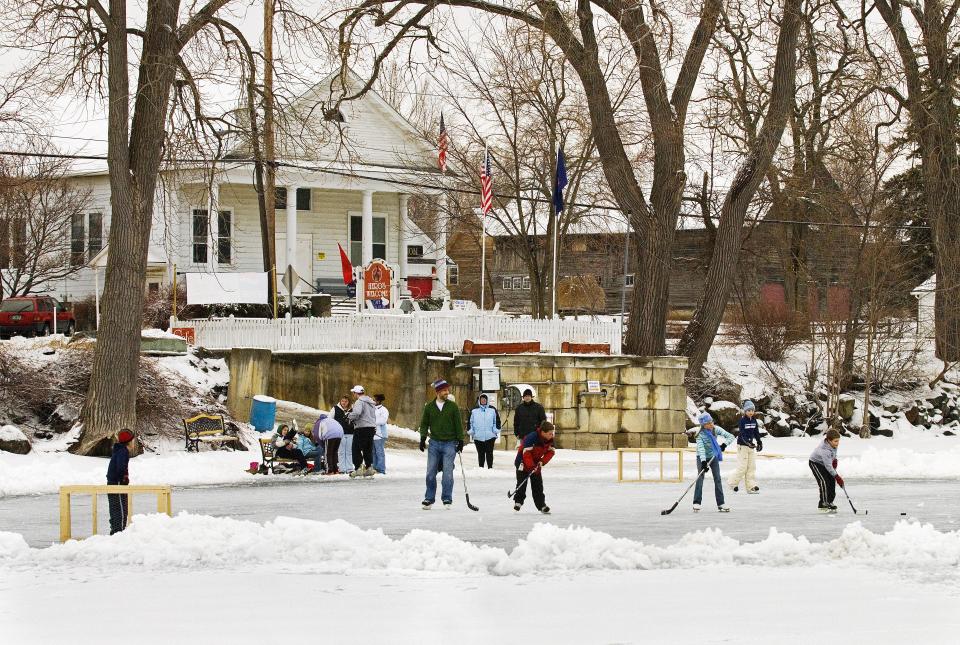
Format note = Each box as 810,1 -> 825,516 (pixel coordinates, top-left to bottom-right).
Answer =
508,464 -> 542,499
840,485 -> 866,515
661,458 -> 714,516
457,452 -> 479,511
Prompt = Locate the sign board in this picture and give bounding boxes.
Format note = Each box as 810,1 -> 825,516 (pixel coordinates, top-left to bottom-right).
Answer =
170,327 -> 195,345
481,367 -> 501,391
586,380 -> 601,394
316,252 -> 326,261
281,265 -> 299,294
363,259 -> 393,305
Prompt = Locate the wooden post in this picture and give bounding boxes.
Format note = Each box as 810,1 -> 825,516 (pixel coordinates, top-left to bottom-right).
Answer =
91,493 -> 98,536
126,493 -> 133,529
59,490 -> 71,543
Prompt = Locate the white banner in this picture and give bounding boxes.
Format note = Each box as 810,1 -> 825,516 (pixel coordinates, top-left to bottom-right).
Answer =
186,272 -> 269,305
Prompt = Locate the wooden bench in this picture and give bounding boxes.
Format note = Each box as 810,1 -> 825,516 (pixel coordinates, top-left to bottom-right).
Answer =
258,436 -> 305,474
183,413 -> 240,452
617,448 -> 684,483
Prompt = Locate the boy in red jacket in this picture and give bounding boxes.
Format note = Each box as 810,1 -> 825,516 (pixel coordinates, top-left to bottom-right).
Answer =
514,421 -> 556,514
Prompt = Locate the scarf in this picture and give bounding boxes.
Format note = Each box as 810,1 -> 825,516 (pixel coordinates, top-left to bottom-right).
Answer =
702,427 -> 723,462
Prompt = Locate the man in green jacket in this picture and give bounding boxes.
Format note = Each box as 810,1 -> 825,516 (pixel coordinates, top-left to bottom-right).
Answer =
419,379 -> 464,509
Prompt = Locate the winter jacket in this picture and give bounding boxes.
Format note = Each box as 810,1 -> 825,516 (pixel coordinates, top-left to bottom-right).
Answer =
469,398 -> 502,442
348,395 -> 378,429
419,398 -> 464,442
515,431 -> 556,472
737,416 -> 762,447
296,434 -> 317,455
106,442 -> 130,485
312,416 -> 344,443
695,425 -> 736,462
513,400 -> 546,438
809,440 -> 838,477
375,404 -> 389,440
274,428 -> 298,449
333,404 -> 354,435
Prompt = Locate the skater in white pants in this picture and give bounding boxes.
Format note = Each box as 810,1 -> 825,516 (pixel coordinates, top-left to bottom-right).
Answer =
728,400 -> 763,493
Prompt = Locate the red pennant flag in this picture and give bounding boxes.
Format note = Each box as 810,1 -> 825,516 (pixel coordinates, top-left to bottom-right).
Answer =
338,243 -> 353,285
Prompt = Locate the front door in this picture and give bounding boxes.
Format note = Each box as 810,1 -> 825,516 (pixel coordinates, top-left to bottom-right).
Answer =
276,234 -> 314,295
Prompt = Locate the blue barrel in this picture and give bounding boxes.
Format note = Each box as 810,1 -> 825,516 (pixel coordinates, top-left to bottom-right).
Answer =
249,395 -> 277,432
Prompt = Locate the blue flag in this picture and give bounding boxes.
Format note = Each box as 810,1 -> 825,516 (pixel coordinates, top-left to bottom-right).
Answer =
553,149 -> 568,214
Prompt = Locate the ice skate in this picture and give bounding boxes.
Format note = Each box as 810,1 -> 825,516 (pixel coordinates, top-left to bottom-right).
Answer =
540,506 -> 551,515
421,500 -> 434,510
514,503 -> 522,512
748,487 -> 760,494
718,505 -> 731,512
443,501 -> 452,510
693,503 -> 701,512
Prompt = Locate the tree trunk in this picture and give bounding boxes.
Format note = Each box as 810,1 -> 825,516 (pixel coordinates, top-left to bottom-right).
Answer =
74,0 -> 181,455
676,0 -> 802,376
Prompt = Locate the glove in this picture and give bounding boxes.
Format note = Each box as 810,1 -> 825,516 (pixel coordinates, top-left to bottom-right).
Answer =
456,440 -> 464,453
121,475 -> 129,485
746,441 -> 756,450
720,443 -> 727,452
419,437 -> 426,452
835,474 -> 844,488
756,439 -> 763,452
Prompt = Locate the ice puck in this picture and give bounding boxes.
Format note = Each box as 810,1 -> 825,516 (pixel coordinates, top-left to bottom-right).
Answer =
900,512 -> 906,516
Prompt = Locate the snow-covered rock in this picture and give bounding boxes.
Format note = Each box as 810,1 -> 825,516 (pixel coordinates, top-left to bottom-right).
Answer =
0,425 -> 30,454
708,400 -> 741,430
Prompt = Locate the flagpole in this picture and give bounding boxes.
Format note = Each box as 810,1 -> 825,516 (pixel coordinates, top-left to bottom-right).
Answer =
480,144 -> 488,311
551,211 -> 558,319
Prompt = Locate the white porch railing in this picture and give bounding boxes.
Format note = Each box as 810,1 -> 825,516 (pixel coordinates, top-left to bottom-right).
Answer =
177,314 -> 622,354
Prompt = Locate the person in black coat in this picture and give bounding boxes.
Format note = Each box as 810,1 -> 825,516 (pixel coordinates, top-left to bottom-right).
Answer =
513,389 -> 547,439
106,429 -> 134,535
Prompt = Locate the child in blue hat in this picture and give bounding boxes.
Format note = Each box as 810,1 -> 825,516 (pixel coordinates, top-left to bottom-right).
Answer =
694,412 -> 735,512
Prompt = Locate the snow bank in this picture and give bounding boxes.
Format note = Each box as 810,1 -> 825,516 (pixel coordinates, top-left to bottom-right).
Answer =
0,425 -> 27,442
1,514 -> 957,583
757,445 -> 960,479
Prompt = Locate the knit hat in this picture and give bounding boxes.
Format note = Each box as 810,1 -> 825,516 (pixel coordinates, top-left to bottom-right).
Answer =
697,412 -> 714,426
522,388 -> 534,397
743,400 -> 756,412
117,429 -> 134,443
433,379 -> 450,392
351,385 -> 365,394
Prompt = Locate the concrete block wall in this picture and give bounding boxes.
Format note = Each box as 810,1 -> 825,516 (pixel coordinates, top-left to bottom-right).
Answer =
452,354 -> 689,451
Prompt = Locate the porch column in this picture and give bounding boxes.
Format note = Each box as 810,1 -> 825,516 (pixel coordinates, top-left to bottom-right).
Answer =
361,189 -> 374,264
285,185 -> 298,281
398,194 -> 409,288
435,192 -> 447,288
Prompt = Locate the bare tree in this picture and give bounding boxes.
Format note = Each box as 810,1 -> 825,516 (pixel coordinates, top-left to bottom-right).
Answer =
0,152 -> 92,298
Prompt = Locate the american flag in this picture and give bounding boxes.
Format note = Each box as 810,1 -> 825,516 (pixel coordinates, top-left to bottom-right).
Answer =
438,114 -> 448,173
480,148 -> 493,215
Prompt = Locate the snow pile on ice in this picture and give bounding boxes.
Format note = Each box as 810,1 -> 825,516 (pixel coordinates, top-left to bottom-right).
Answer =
140,328 -> 182,340
2,514 -> 958,582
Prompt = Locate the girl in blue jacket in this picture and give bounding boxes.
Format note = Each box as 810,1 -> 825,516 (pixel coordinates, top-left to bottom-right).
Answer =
694,412 -> 735,512
468,394 -> 501,468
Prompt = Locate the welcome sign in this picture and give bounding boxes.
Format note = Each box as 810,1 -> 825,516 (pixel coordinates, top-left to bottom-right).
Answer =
363,259 -> 394,304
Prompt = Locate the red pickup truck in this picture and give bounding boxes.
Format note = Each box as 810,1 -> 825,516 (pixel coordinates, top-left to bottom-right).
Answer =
0,296 -> 76,338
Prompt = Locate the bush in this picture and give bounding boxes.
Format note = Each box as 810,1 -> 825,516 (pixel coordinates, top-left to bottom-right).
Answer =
732,301 -> 805,362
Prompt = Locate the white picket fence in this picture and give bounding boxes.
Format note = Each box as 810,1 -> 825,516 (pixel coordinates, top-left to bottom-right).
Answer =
179,314 -> 622,354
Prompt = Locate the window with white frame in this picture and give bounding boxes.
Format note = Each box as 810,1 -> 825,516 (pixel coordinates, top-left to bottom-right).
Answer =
192,209 -> 208,264
70,213 -> 85,266
275,187 -> 311,211
349,214 -> 386,265
512,276 -> 522,290
70,212 -> 105,265
448,265 -> 459,286
217,210 -> 232,263
625,273 -> 635,287
0,219 -> 27,269
502,276 -> 512,290
87,212 -> 103,258
522,276 -> 531,290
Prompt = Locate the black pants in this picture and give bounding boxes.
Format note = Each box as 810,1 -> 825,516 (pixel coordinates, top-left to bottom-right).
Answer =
276,446 -> 308,470
353,427 -> 375,469
475,438 -> 495,468
324,438 -> 341,473
514,469 -> 545,509
809,460 -> 836,506
108,485 -> 128,535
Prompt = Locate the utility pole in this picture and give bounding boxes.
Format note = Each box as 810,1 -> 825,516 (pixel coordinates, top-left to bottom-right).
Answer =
263,0 -> 278,316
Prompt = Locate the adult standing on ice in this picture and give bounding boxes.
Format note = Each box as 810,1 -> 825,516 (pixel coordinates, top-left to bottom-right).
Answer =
728,400 -> 763,493
373,393 -> 389,474
469,393 -> 501,468
693,412 -> 735,512
333,395 -> 354,475
513,388 -> 546,439
347,385 -> 378,477
419,379 -> 464,509
106,429 -> 134,534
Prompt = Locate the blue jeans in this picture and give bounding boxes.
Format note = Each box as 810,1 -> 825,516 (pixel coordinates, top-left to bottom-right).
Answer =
424,439 -> 456,504
373,424 -> 387,473
338,434 -> 354,473
693,457 -> 725,507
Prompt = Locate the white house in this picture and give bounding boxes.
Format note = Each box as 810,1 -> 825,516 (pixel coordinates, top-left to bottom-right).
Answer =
912,274 -> 936,338
39,69 -> 451,306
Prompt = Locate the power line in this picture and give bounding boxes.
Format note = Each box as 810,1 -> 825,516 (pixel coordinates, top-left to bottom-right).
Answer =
0,148 -> 933,232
